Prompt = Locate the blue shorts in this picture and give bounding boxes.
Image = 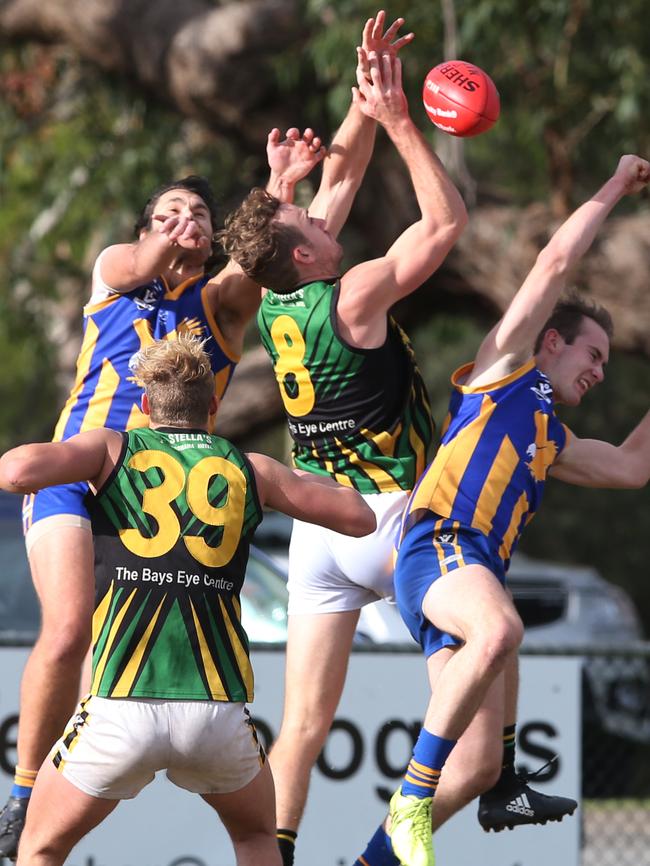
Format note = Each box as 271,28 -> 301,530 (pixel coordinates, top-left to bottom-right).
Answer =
22,482 -> 90,537
394,514 -> 506,658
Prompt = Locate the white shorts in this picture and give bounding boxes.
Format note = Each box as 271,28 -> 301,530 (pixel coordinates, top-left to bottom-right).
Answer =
51,695 -> 265,800
287,490 -> 408,615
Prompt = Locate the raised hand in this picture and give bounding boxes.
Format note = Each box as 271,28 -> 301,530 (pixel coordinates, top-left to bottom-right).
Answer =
267,127 -> 327,187
359,11 -> 414,81
152,214 -> 210,251
614,154 -> 650,195
362,11 -> 414,56
352,51 -> 408,126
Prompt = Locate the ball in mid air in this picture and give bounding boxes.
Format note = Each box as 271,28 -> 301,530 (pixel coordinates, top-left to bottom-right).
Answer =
422,61 -> 500,137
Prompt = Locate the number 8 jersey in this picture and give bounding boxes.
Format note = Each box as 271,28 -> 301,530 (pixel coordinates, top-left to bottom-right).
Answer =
258,280 -> 435,494
86,427 -> 263,703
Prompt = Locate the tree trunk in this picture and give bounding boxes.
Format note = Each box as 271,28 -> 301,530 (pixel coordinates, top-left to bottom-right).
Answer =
0,0 -> 300,135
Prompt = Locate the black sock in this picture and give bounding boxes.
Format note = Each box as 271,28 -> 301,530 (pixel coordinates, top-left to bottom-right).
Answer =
500,723 -> 517,780
277,828 -> 297,866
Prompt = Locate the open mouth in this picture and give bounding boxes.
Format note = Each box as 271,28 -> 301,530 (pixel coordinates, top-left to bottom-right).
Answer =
577,376 -> 590,395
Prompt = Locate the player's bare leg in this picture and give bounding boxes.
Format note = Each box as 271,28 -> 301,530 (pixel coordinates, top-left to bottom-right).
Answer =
203,761 -> 281,866
19,527 -> 95,767
0,526 -> 94,860
430,665 -> 505,830
15,760 -> 118,866
269,610 -> 359,830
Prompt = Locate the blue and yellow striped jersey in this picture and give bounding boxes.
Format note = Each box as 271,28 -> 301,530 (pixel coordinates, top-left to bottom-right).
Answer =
401,359 -> 569,569
54,263 -> 239,441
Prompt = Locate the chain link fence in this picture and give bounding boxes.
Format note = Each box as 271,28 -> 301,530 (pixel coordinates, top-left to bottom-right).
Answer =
524,644 -> 650,865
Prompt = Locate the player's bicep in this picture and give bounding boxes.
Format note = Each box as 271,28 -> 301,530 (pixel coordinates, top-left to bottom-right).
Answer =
551,435 -> 629,488
96,244 -> 142,294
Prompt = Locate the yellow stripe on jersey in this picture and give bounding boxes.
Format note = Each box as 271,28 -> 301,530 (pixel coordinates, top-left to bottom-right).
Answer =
218,597 -> 254,699
411,394 -> 497,517
111,596 -> 167,697
53,319 -> 100,441
92,582 -> 115,644
91,588 -> 138,694
323,459 -> 354,487
368,423 -> 402,458
161,272 -> 200,299
335,438 -> 397,491
499,491 -> 530,561
471,434 -> 520,535
190,599 -> 227,700
83,292 -> 122,316
408,422 -> 427,481
80,357 -> 120,432
529,410 -> 560,481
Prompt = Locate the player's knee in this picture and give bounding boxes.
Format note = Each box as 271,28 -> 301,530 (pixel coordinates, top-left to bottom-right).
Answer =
275,712 -> 332,752
475,619 -> 522,671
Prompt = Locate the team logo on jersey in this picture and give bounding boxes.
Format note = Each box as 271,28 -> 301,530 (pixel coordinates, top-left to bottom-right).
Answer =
435,532 -> 456,545
530,376 -> 554,405
134,283 -> 164,311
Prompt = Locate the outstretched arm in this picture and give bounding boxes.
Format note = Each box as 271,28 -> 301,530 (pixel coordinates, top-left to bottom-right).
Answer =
472,155 -> 650,377
551,411 -> 650,488
308,11 -> 414,238
0,429 -> 122,494
248,453 -> 376,537
338,52 -> 467,331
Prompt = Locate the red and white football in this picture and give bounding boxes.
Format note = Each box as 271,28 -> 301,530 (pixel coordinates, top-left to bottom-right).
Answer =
422,61 -> 500,137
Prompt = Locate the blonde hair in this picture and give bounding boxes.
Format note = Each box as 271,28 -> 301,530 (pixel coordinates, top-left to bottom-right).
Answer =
131,335 -> 215,427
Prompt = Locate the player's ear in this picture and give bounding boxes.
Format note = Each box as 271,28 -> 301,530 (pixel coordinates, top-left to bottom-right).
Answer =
141,393 -> 151,417
293,244 -> 315,265
540,327 -> 564,355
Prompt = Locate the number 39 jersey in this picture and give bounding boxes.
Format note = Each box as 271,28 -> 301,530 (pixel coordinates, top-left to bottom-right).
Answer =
257,280 -> 434,494
86,427 -> 263,703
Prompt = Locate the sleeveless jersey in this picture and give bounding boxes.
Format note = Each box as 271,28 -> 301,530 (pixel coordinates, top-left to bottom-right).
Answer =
53,255 -> 239,441
87,427 -> 262,702
401,359 -> 569,569
257,280 -> 434,494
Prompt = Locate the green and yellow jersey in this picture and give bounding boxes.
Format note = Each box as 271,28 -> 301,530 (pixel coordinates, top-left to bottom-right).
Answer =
258,280 -> 434,494
87,427 -> 262,702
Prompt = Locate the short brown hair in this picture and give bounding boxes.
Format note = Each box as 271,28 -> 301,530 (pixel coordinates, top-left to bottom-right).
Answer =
218,187 -> 304,292
534,292 -> 614,353
131,335 -> 215,427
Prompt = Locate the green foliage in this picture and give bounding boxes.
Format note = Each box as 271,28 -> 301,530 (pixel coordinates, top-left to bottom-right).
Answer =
298,0 -> 650,204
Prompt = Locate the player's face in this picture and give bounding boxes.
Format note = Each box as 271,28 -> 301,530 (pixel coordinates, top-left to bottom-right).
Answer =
150,189 -> 214,241
277,204 -> 343,272
550,317 -> 610,406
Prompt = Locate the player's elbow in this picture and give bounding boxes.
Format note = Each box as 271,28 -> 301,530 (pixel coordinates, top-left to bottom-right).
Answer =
347,502 -> 377,537
535,244 -> 571,280
0,455 -> 36,494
